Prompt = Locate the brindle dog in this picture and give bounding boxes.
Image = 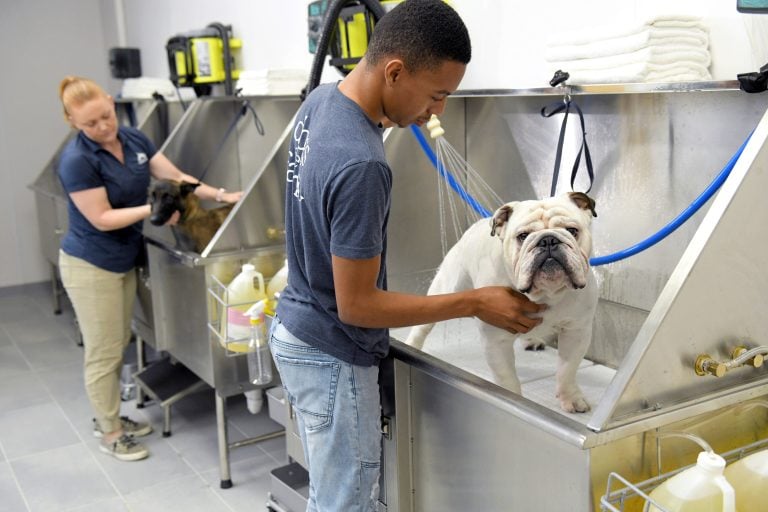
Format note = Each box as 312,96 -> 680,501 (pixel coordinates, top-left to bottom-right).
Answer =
148,179 -> 234,253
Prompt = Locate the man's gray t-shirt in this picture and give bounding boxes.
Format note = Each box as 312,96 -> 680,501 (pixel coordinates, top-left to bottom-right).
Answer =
276,83 -> 391,366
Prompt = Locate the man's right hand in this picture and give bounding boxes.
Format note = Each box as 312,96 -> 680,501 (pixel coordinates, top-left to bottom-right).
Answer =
471,287 -> 547,334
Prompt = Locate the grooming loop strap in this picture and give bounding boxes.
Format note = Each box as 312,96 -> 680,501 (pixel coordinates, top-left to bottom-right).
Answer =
540,88 -> 594,196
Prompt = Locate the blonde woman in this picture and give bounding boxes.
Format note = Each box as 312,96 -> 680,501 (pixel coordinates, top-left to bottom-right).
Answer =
57,76 -> 241,461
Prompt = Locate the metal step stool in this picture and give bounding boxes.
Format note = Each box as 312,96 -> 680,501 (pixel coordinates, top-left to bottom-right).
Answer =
132,356 -> 209,437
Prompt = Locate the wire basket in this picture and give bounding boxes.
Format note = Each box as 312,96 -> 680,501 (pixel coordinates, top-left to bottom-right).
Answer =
207,274 -> 261,357
600,436 -> 768,511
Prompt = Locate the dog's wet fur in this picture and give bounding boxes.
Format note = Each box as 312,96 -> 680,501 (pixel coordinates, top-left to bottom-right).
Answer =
148,179 -> 233,253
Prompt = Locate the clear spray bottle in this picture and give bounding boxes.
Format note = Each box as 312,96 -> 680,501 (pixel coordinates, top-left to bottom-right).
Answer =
245,299 -> 272,385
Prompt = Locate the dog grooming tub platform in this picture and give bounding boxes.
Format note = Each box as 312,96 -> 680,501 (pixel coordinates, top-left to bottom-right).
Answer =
373,82 -> 768,511
138,95 -> 300,488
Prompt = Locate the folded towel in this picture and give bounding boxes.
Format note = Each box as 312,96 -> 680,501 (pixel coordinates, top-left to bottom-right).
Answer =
236,68 -> 308,96
546,15 -> 707,47
545,27 -> 709,62
648,27 -> 709,45
543,15 -> 711,85
120,77 -> 197,100
651,18 -> 708,30
549,46 -> 711,72
564,61 -> 712,84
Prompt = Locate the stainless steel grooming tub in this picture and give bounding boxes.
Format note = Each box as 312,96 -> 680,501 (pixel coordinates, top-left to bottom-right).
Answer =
379,82 -> 768,512
30,98 -> 184,319
265,82 -> 768,512
137,94 -> 300,488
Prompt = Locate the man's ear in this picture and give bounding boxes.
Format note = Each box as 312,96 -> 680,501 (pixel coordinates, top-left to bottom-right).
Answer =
383,59 -> 406,87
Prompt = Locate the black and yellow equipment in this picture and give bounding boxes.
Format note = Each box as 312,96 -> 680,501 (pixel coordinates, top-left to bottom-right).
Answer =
166,22 -> 241,97
307,0 -> 403,75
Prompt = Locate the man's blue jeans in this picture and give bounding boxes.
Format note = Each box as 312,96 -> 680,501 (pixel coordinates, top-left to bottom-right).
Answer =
269,317 -> 381,512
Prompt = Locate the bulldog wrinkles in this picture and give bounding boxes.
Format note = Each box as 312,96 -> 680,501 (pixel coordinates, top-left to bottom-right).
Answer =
407,191 -> 599,413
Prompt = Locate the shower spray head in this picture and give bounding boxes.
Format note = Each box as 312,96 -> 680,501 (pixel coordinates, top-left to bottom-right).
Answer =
427,114 -> 445,139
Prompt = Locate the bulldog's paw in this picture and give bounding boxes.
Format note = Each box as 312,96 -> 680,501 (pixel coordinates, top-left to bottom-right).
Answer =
558,393 -> 591,413
519,336 -> 546,351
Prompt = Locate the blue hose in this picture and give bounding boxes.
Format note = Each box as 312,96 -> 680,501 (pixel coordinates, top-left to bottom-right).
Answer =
411,125 -> 752,266
589,133 -> 750,265
410,125 -> 491,217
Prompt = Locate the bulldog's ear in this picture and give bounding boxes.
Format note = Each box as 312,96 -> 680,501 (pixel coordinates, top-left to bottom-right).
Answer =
568,192 -> 597,218
179,181 -> 201,198
490,203 -> 515,237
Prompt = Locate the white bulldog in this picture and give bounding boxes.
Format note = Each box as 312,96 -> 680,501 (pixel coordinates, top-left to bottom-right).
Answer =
406,192 -> 598,413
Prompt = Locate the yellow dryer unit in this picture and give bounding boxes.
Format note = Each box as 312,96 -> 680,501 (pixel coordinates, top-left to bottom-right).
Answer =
166,22 -> 241,96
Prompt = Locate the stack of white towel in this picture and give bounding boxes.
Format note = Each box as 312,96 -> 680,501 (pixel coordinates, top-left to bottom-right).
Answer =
235,69 -> 308,96
545,15 -> 712,84
121,77 -> 196,101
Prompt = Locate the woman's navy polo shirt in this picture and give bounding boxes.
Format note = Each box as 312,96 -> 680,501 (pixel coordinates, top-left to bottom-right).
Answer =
58,126 -> 157,273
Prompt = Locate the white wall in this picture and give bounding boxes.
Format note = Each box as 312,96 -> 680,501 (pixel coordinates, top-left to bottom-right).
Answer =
120,0 -> 316,85
121,0 -> 768,90
457,0 -> 766,89
0,0 -> 112,287
4,0 -> 768,287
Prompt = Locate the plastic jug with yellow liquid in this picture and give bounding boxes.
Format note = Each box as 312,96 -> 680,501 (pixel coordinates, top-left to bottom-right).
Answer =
724,447 -> 768,512
266,258 -> 289,299
646,451 -> 736,512
222,263 -> 267,353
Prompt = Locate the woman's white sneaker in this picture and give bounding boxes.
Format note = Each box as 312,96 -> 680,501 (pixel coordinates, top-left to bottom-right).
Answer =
99,434 -> 149,461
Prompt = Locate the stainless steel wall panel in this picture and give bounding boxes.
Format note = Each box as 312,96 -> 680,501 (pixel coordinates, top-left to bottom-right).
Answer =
406,360 -> 591,511
589,104 -> 768,431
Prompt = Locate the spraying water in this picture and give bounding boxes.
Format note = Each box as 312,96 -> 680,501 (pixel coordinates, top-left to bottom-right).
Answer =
423,115 -> 505,256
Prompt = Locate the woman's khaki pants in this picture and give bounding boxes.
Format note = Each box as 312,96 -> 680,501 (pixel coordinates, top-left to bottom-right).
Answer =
59,250 -> 136,434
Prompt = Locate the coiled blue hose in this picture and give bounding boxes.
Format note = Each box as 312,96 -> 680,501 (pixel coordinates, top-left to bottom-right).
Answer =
411,125 -> 752,266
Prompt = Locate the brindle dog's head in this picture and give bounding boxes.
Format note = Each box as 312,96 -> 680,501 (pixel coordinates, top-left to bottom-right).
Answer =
148,180 -> 199,226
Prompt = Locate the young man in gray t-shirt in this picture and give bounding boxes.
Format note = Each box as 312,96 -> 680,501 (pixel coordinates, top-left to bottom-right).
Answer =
271,1 -> 545,509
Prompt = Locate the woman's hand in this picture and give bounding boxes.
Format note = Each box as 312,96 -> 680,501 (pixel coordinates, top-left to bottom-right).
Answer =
221,190 -> 243,204
164,210 -> 181,226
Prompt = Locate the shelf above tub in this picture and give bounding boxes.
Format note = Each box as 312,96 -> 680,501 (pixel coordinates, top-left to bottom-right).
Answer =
456,80 -> 744,98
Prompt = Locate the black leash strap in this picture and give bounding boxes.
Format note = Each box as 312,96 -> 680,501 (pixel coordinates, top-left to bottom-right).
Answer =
199,97 -> 265,183
540,73 -> 594,196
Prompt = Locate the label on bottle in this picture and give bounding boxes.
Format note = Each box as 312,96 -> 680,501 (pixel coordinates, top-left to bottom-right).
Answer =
226,309 -> 251,341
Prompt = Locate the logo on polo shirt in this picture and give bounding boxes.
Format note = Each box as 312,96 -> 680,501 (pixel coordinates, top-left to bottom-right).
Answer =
137,152 -> 148,165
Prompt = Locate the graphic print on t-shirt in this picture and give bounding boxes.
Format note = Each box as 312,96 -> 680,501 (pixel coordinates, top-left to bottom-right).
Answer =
287,115 -> 309,201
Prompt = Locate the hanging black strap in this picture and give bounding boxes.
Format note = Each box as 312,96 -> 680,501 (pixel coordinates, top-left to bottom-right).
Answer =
540,98 -> 594,196
151,92 -> 169,142
199,98 -> 265,183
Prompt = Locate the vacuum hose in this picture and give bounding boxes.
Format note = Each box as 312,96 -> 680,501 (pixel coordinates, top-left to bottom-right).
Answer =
304,0 -> 387,101
413,125 -> 753,267
207,22 -> 234,96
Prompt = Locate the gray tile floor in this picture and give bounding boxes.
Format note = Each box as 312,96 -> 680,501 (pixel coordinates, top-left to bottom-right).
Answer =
0,282 -> 287,512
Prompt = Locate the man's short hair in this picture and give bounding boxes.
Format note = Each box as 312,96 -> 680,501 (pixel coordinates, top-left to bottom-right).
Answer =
365,0 -> 471,71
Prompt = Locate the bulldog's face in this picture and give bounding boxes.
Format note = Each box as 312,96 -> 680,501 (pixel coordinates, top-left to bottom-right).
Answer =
490,192 -> 597,295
